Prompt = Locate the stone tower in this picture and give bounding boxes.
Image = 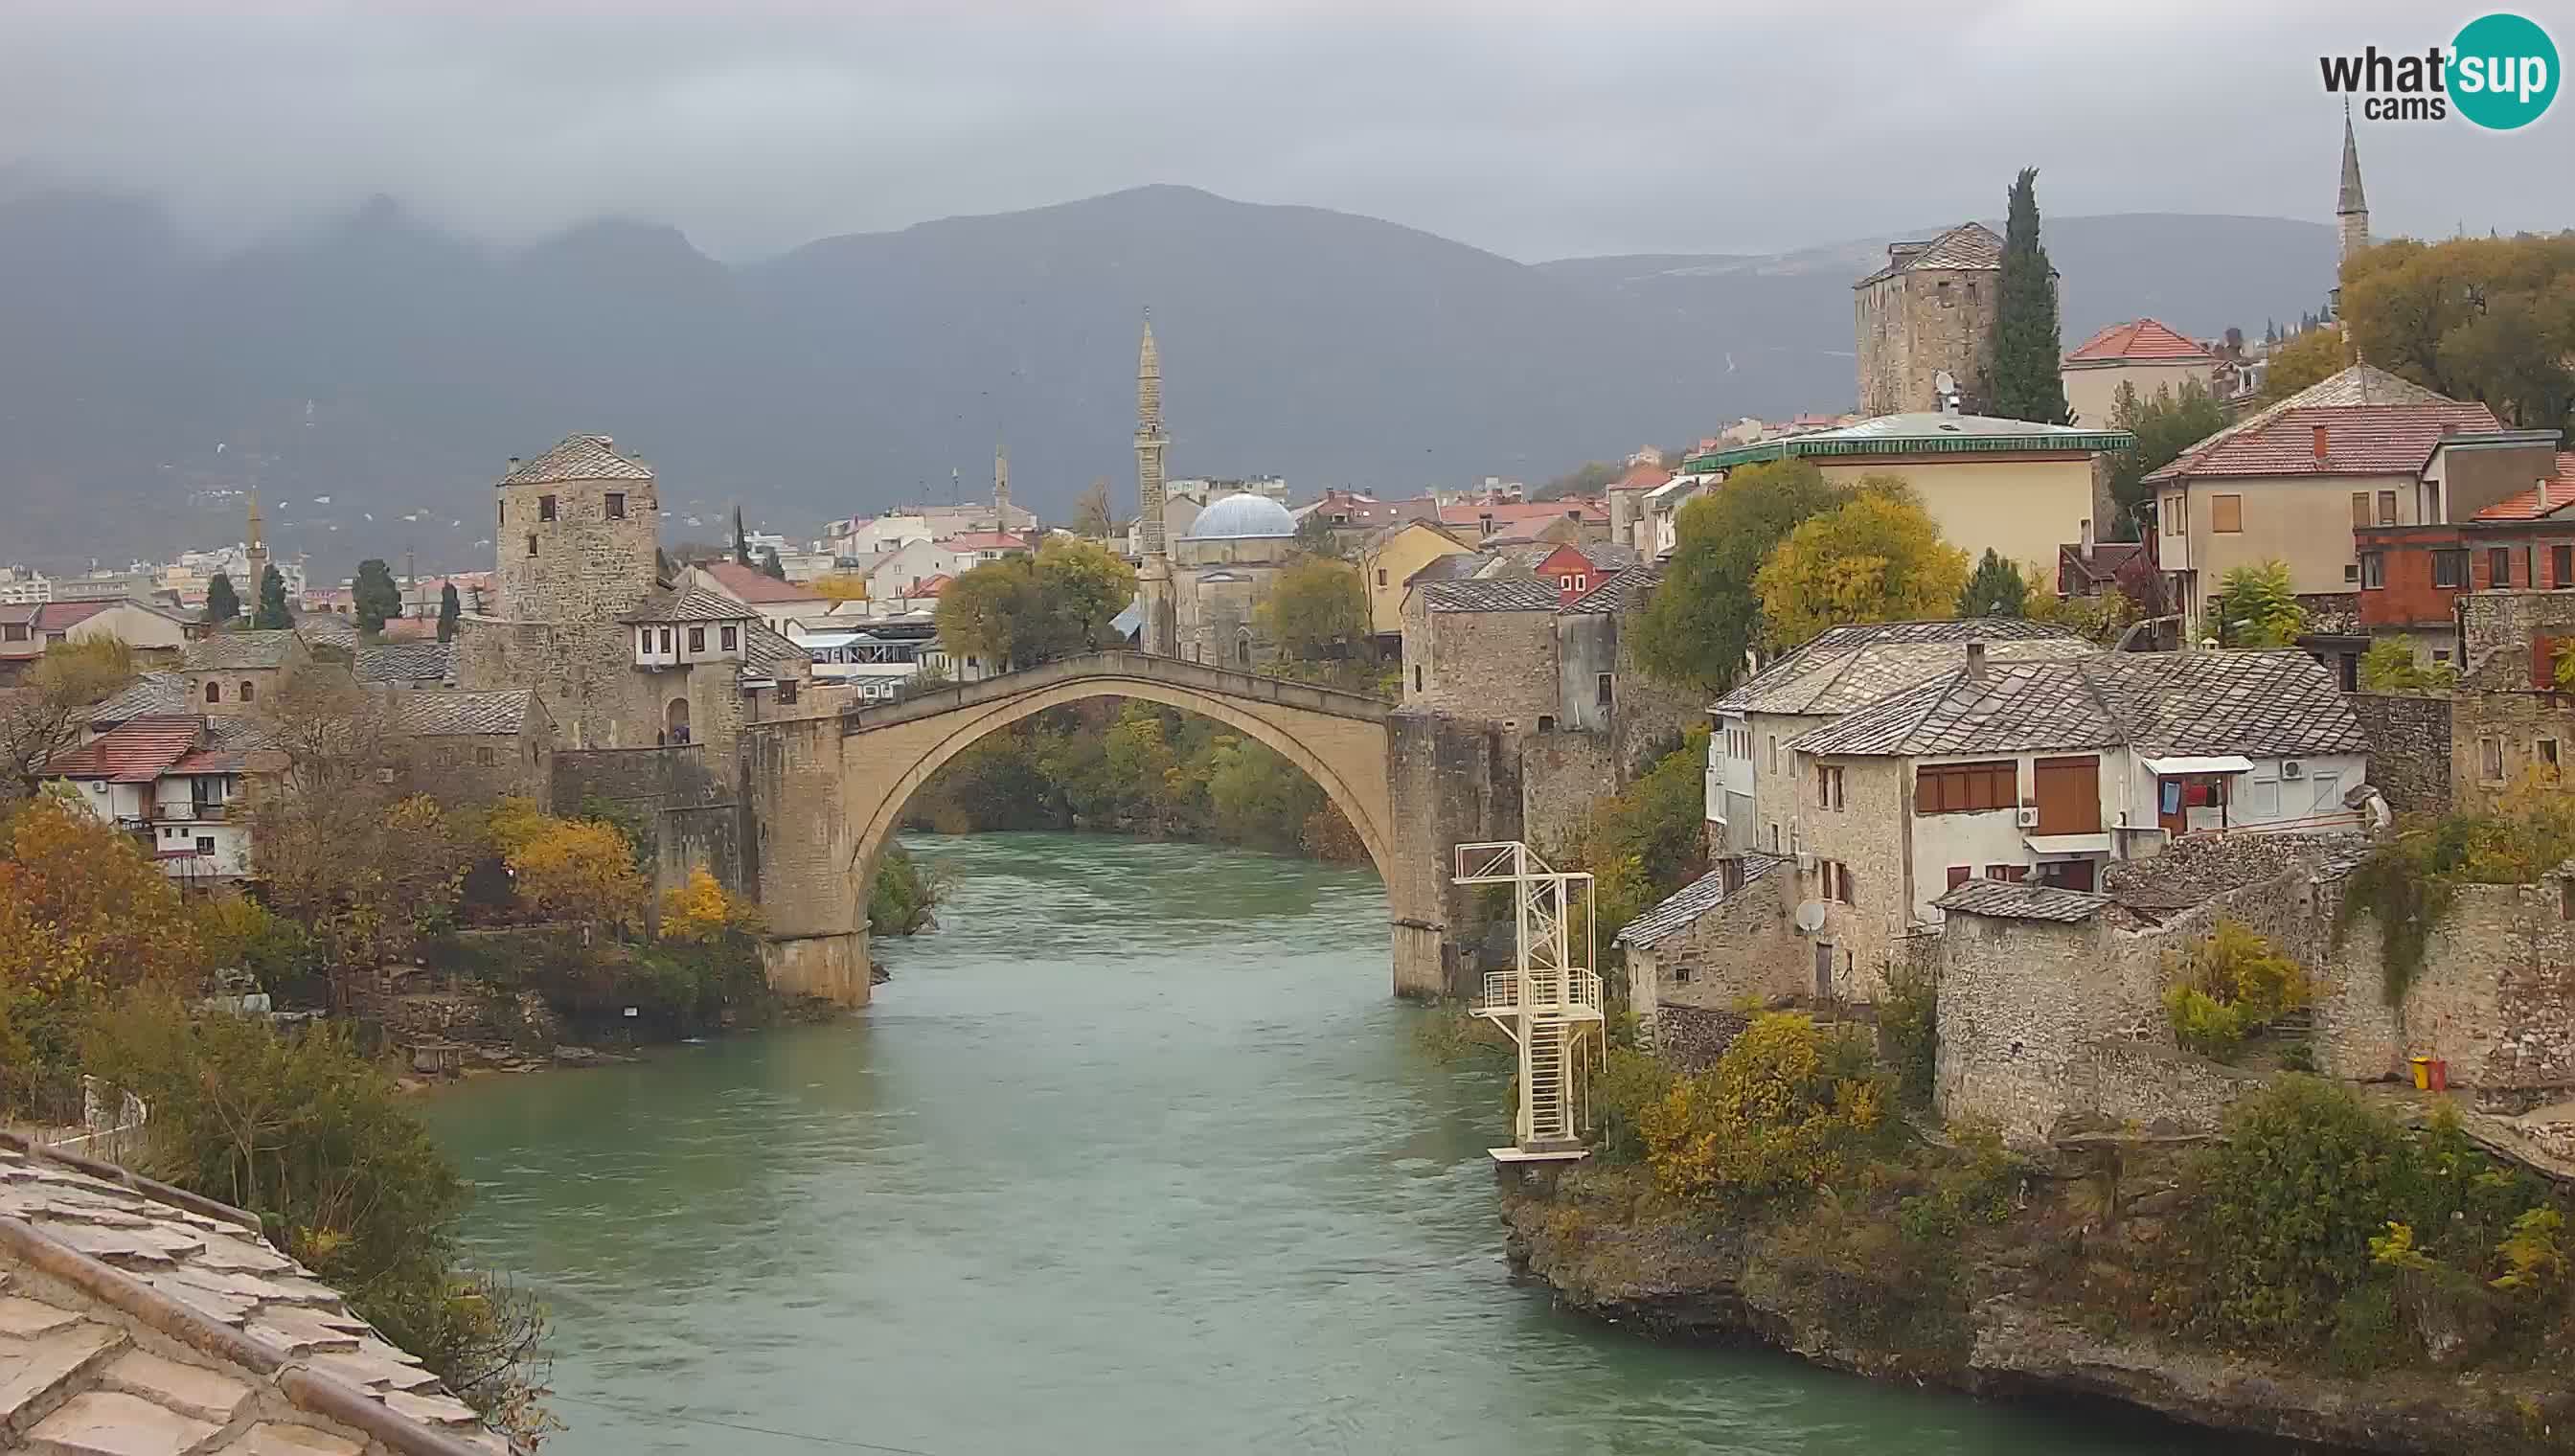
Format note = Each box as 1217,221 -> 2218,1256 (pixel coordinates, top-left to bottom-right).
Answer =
242,488 -> 268,601
2336,105 -> 2370,265
993,440 -> 1012,528
1133,314 -> 1177,654
492,434 -> 660,625
1852,221 -> 2004,417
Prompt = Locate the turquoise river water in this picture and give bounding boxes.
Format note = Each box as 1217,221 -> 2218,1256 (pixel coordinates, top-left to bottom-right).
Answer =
422,831 -> 2268,1455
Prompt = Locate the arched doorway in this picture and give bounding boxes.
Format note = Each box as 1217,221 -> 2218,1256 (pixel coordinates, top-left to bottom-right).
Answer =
666,695 -> 692,745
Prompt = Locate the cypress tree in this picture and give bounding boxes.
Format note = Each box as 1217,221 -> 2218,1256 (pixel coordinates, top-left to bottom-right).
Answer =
1957,548 -> 2030,618
253,564 -> 291,629
437,582 -> 462,643
203,571 -> 239,626
733,507 -> 752,568
353,557 -> 402,633
761,547 -> 786,580
1990,168 -> 2071,424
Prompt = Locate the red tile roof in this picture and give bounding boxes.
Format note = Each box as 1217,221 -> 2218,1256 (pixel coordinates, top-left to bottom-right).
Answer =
1610,463 -> 1670,492
42,715 -> 204,784
2146,363 -> 2494,484
913,574 -> 953,597
34,601 -> 113,631
2471,453 -> 2575,522
699,560 -> 824,603
2064,318 -> 2219,365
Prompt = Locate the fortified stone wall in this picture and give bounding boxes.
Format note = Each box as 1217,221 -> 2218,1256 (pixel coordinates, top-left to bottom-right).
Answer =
2450,686 -> 2575,813
551,743 -> 742,897
493,469 -> 658,625
2319,879 -> 2575,1106
2345,692 -> 2452,813
1407,606 -> 1559,728
1518,729 -> 1618,855
406,718 -> 555,808
2459,589 -> 2575,683
1388,712 -> 1522,998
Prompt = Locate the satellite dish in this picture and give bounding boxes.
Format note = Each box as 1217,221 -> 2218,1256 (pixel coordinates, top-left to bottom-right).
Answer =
1793,900 -> 1829,935
1934,368 -> 1958,396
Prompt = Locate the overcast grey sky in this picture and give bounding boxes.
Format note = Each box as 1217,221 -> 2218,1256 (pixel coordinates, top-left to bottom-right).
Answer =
3,1 -> 2568,262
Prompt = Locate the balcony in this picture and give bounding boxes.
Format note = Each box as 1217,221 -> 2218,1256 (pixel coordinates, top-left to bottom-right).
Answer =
152,802 -> 229,823
1473,968 -> 1605,1020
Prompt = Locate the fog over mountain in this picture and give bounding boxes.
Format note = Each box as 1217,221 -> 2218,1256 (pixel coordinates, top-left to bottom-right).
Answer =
0,183 -> 2334,574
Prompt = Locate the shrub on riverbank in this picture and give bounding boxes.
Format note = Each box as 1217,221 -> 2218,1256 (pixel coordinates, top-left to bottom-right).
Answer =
869,845 -> 946,935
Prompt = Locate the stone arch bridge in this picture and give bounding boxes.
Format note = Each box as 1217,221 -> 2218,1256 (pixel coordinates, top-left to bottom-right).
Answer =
739,651 -> 1517,1006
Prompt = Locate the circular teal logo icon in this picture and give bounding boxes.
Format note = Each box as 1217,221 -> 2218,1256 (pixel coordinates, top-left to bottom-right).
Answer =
2452,12 -> 2559,129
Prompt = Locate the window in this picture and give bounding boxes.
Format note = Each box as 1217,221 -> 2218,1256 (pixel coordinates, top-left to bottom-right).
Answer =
688,626 -> 705,652
2556,546 -> 2572,589
2351,491 -> 2372,529
1769,823 -> 1781,853
1767,736 -> 1779,774
1537,715 -> 1555,733
2248,777 -> 2280,817
1413,666 -> 1424,693
1984,864 -> 2027,883
2210,494 -> 2243,534
194,836 -> 215,856
204,681 -> 220,704
538,494 -> 558,522
2433,648 -> 2452,663
2492,547 -> 2514,588
1376,569 -> 1388,587
2377,490 -> 2397,526
526,534 -> 537,557
1816,763 -> 1845,810
238,680 -> 253,703
2432,550 -> 2468,588
2482,736 -> 2505,782
1946,865 -> 1971,890
1915,760 -> 2017,814
2345,563 -> 2361,582
1820,860 -> 1856,905
1596,672 -> 1614,709
497,501 -> 504,525
659,627 -> 673,652
476,745 -> 497,767
639,629 -> 653,655
2542,739 -> 2562,782
2360,552 -> 2385,589
720,626 -> 738,650
2164,494 -> 2185,535
605,492 -> 626,520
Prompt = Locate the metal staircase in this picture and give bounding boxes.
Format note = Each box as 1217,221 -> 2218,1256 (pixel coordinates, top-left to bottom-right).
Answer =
1455,841 -> 1605,1162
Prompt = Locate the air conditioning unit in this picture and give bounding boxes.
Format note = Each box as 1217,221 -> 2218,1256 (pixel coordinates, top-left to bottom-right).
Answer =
2281,760 -> 2305,780
2016,807 -> 2040,829
1794,851 -> 1815,874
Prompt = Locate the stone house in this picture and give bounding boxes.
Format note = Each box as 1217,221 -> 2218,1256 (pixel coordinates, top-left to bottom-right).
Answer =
2058,317 -> 2220,430
2142,363 -> 2501,643
1677,412 -> 2130,580
1706,618 -> 2094,856
44,714 -> 267,885
1616,851 -> 1796,1037
1784,647 -> 2372,1000
864,536 -> 969,603
180,630 -> 308,716
391,688 -> 556,805
1853,220 -> 2008,417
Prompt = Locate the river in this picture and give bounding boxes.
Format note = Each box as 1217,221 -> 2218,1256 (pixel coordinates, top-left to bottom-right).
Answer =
423,832 -> 2242,1455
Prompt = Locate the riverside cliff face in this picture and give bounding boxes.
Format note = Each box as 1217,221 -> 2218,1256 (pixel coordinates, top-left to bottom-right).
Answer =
1498,1168 -> 2571,1456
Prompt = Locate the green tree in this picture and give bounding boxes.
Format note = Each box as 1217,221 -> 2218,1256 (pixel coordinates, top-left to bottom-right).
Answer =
1633,460 -> 1848,692
1956,549 -> 2028,619
252,563 -> 291,628
1752,480 -> 1971,650
732,506 -> 752,568
437,582 -> 461,643
2260,327 -> 2346,403
2211,559 -> 2305,648
2359,638 -> 2454,695
353,558 -> 401,633
203,571 -> 240,626
933,538 -> 1136,672
1292,510 -> 1344,558
760,546 -> 786,580
933,558 -> 1037,670
2107,379 -> 2231,540
1261,556 -> 1368,661
1991,168 -> 2070,424
1033,535 -> 1137,652
2341,234 -> 2575,431
0,637 -> 138,803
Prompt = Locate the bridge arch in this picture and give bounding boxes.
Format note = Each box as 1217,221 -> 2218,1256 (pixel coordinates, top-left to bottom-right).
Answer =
846,666 -> 1395,894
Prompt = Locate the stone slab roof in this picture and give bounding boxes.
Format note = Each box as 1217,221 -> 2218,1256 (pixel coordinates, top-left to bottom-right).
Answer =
2100,831 -> 2375,916
181,632 -> 300,672
1711,619 -> 2091,717
293,617 -> 361,652
387,690 -> 534,739
353,642 -> 456,687
500,435 -> 652,486
1932,877 -> 2110,922
1564,563 -> 1662,615
620,587 -> 757,626
1790,648 -> 2369,760
1422,578 -> 1561,614
0,1134 -> 509,1454
1614,853 -> 1783,947
1854,221 -> 2002,286
91,672 -> 190,726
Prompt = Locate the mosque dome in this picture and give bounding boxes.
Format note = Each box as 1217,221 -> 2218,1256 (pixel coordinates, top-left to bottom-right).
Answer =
1185,492 -> 1297,540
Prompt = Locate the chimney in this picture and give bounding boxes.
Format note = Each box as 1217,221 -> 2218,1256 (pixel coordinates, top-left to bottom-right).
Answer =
1965,640 -> 1987,680
2313,423 -> 2330,462
2080,517 -> 2095,561
2541,476 -> 2553,511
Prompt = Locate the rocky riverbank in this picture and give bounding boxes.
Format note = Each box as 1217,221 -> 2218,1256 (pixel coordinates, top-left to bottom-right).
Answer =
1498,1160 -> 2572,1455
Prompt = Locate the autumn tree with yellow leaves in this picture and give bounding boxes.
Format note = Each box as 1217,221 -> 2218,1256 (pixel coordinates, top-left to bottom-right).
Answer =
1751,479 -> 1971,651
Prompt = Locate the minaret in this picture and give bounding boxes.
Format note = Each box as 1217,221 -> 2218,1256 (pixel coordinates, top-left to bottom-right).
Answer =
2336,102 -> 2370,265
993,440 -> 1013,531
1133,311 -> 1176,655
242,488 -> 269,601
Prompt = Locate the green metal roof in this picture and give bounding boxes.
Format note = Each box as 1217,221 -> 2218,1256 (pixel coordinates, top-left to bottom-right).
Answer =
1681,414 -> 2134,474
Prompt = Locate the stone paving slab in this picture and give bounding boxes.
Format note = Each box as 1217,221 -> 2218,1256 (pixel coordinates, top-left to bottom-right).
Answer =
98,1347 -> 250,1424
0,1320 -> 123,1425
216,1423 -> 366,1456
23,1388 -> 216,1456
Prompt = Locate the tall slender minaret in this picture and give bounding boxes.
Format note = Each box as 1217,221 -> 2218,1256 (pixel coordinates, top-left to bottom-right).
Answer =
2336,102 -> 2370,265
243,487 -> 269,600
1134,311 -> 1176,655
993,440 -> 1013,530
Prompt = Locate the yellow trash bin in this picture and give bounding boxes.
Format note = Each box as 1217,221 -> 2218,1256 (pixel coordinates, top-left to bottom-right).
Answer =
2409,1056 -> 2433,1090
